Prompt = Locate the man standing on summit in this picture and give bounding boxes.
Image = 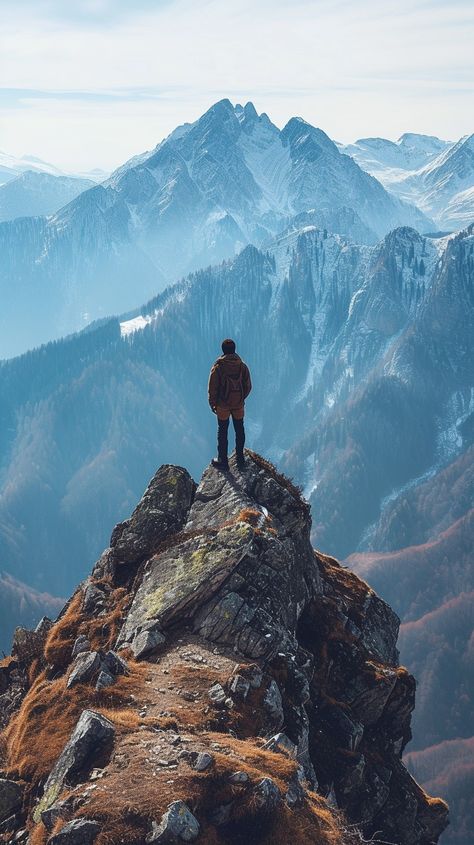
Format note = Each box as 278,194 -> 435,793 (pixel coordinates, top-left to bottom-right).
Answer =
208,339 -> 252,471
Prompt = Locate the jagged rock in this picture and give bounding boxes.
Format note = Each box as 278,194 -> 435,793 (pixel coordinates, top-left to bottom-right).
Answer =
253,777 -> 280,812
103,650 -> 129,676
71,635 -> 91,658
0,779 -> 22,821
131,626 -> 166,659
207,683 -> 227,707
82,584 -> 106,614
0,658 -> 16,694
35,616 -> 53,636
95,670 -> 115,691
263,732 -> 297,757
229,674 -> 250,700
193,752 -> 213,771
146,800 -> 200,842
48,818 -> 100,844
263,680 -> 284,730
34,710 -> 114,821
66,651 -> 100,689
99,465 -> 196,577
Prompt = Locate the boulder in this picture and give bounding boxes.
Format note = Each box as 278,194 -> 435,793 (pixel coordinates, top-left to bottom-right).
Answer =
71,635 -> 91,659
49,818 -> 100,844
131,626 -> 166,660
193,752 -> 213,772
82,584 -> 106,614
11,626 -> 45,665
41,796 -> 79,832
146,800 -> 200,842
34,710 -> 114,821
66,652 -> 100,689
95,670 -> 115,692
228,771 -> 249,784
108,465 -> 197,569
103,650 -> 129,676
35,617 -> 53,636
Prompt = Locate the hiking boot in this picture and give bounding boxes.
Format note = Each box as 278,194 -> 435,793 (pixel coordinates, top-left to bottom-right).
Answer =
236,456 -> 246,471
211,458 -> 229,471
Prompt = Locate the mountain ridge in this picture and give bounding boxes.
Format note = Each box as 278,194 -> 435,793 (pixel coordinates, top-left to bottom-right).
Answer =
0,99 -> 434,359
0,453 -> 449,845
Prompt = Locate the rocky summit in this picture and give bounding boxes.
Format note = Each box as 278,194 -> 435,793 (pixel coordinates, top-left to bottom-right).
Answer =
0,452 -> 448,845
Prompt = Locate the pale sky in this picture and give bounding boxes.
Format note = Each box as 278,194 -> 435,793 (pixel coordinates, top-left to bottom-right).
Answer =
0,0 -> 472,172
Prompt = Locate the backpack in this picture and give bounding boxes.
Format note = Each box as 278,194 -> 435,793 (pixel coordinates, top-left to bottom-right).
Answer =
220,364 -> 244,406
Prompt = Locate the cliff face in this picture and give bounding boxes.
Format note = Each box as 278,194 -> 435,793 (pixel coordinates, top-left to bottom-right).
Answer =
0,453 -> 448,845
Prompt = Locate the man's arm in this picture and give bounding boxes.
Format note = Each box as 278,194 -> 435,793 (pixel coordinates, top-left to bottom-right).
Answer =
208,363 -> 220,410
242,364 -> 252,399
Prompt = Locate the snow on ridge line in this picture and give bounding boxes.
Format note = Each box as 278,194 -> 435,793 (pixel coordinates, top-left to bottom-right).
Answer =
120,314 -> 152,337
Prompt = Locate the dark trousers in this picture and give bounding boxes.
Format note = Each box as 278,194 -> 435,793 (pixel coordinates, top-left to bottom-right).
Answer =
217,416 -> 245,463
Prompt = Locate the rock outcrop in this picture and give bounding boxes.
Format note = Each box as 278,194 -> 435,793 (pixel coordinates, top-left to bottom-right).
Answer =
0,452 -> 448,845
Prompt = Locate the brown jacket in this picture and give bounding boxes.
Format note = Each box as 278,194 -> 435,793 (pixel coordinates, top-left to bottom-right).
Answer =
208,353 -> 252,411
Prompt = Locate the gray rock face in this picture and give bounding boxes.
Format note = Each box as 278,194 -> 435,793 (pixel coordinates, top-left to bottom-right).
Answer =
34,710 -> 114,821
49,818 -> 100,844
0,779 -> 22,822
95,669 -> 115,691
146,800 -> 200,842
95,465 -> 196,579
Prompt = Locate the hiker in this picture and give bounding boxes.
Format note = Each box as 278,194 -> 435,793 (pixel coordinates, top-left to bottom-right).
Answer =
208,338 -> 252,471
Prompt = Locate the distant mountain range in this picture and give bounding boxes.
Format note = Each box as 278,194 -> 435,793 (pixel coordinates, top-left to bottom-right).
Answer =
343,132 -> 474,231
0,100 -> 434,359
0,148 -> 108,185
0,170 -> 95,223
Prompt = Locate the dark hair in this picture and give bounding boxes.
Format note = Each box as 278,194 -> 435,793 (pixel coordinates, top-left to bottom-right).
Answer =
221,338 -> 236,355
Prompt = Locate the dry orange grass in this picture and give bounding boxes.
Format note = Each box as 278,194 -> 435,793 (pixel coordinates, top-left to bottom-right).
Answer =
43,592 -> 84,668
72,731 -> 347,845
1,662 -> 150,788
44,582 -> 132,670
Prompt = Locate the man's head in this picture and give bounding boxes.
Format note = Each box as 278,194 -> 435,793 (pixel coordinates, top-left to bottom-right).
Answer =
221,338 -> 236,355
